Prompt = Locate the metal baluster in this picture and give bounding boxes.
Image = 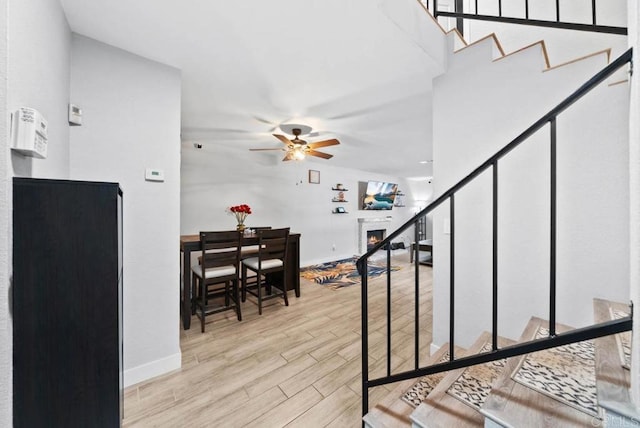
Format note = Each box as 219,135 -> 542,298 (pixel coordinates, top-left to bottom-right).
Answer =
525,0 -> 529,19
592,0 -> 596,25
361,260 -> 369,416
455,0 -> 464,35
550,118 -> 557,337
492,160 -> 499,351
449,195 -> 455,360
386,246 -> 392,377
498,0 -> 502,17
555,0 -> 560,22
415,220 -> 420,369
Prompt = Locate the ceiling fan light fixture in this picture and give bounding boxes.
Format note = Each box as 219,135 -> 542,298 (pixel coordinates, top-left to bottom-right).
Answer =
250,123 -> 340,161
292,148 -> 306,160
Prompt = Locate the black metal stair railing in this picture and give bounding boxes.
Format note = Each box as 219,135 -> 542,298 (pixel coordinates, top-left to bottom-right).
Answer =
422,0 -> 627,36
357,47 -> 633,417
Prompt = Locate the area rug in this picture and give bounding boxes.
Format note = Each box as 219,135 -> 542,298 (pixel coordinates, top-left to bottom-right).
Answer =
611,308 -> 632,370
511,326 -> 599,418
300,256 -> 400,289
446,343 -> 506,410
401,352 -> 450,407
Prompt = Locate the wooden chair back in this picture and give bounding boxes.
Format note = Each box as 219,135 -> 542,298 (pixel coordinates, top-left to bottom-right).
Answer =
199,230 -> 242,270
256,228 -> 289,266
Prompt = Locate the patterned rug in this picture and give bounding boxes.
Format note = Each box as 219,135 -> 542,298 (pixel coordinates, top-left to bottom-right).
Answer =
401,343 -> 505,409
401,352 -> 450,407
611,309 -> 632,370
511,326 -> 599,418
446,343 -> 505,409
300,256 -> 400,289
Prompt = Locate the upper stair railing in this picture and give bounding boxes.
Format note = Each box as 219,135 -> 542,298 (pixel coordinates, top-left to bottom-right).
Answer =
420,0 -> 627,36
357,47 -> 633,417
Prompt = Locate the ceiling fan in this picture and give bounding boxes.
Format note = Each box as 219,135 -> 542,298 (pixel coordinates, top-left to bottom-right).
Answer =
250,126 -> 340,161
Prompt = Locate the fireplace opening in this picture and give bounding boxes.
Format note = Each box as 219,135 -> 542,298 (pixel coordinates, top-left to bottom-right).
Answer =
367,229 -> 386,251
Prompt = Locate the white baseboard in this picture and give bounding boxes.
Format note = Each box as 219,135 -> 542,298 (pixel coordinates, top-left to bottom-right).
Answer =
430,342 -> 440,355
123,352 -> 181,388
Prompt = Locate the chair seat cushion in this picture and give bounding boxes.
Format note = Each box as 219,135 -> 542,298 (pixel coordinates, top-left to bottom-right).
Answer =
192,264 -> 237,279
242,257 -> 283,271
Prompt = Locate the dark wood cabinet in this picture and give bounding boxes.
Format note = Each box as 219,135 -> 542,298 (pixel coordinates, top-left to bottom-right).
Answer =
13,178 -> 123,428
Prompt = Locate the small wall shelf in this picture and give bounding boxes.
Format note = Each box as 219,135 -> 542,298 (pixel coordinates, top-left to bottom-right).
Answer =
331,185 -> 349,214
332,186 -> 348,204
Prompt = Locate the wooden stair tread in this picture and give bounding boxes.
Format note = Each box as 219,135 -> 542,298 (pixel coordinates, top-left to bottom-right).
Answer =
481,317 -> 594,427
365,343 -> 461,427
411,331 -> 513,428
592,298 -> 638,420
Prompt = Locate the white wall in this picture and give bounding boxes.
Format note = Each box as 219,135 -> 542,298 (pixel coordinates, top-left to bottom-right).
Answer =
69,35 -> 182,386
432,39 -> 630,347
181,147 -> 417,266
3,0 -> 72,423
8,0 -> 71,179
0,0 -> 9,425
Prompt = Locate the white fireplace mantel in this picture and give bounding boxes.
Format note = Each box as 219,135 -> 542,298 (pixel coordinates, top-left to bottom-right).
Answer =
357,217 -> 392,224
358,217 -> 392,253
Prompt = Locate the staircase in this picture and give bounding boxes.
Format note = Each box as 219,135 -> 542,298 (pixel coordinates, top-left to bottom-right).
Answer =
363,299 -> 633,427
360,2 -> 634,427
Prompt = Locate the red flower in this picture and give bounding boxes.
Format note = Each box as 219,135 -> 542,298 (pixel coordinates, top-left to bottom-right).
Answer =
230,204 -> 252,214
229,204 -> 252,224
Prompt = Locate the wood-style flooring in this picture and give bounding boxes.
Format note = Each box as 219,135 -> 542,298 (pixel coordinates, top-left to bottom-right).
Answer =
123,255 -> 432,427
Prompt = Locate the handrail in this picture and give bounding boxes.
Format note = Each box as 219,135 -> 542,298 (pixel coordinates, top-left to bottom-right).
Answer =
358,47 -> 632,419
433,0 -> 627,36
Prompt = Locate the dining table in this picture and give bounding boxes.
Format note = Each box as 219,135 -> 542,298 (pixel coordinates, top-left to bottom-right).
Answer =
179,231 -> 301,330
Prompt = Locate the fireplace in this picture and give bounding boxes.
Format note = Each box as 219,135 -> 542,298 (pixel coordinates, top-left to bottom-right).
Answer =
367,229 -> 386,251
358,217 -> 391,254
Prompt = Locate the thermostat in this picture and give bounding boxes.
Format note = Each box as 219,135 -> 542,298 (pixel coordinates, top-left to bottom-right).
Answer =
68,104 -> 82,126
145,168 -> 165,182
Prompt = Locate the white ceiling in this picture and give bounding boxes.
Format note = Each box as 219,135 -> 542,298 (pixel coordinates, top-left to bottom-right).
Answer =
60,0 -> 444,177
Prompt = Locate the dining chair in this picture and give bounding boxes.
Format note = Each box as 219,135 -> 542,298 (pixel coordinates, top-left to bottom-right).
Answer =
240,226 -> 272,258
191,230 -> 243,332
241,227 -> 290,315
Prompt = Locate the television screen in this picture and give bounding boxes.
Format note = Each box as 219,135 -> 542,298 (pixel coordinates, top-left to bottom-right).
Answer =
362,181 -> 398,210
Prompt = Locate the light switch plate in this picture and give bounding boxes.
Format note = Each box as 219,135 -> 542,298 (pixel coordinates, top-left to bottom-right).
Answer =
145,168 -> 164,182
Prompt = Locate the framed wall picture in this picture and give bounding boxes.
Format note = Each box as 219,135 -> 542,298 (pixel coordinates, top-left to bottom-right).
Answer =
308,169 -> 320,184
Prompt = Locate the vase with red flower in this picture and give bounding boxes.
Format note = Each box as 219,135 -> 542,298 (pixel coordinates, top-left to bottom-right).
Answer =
229,204 -> 252,232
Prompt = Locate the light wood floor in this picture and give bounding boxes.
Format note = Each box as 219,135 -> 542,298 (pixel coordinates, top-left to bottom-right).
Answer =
123,255 -> 433,427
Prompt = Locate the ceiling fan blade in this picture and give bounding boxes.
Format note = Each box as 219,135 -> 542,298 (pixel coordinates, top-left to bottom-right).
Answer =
307,139 -> 340,149
282,152 -> 294,161
249,148 -> 285,151
273,134 -> 293,145
253,115 -> 277,126
307,149 -> 333,159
